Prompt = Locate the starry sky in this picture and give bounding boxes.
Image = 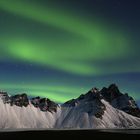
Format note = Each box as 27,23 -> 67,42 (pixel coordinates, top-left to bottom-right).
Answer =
0,0 -> 140,104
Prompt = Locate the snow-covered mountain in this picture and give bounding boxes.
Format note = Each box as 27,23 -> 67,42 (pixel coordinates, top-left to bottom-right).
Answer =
0,84 -> 140,129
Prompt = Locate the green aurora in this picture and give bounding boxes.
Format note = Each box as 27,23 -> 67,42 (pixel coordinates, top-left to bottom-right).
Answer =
0,0 -> 140,103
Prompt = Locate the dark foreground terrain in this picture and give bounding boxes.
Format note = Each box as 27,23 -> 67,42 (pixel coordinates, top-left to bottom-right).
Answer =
0,129 -> 140,139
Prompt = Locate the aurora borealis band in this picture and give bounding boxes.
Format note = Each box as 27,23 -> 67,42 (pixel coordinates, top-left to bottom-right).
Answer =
0,0 -> 140,104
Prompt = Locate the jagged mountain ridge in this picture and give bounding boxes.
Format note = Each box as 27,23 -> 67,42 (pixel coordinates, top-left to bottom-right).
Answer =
64,84 -> 140,118
0,84 -> 140,129
0,92 -> 58,113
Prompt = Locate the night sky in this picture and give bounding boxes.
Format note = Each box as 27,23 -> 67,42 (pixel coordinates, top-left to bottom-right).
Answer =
0,0 -> 140,104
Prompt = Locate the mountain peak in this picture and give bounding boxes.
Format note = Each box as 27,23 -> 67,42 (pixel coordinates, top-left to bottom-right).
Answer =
100,84 -> 122,102
108,83 -> 120,94
0,84 -> 140,129
63,87 -> 102,107
0,91 -> 58,113
63,84 -> 140,118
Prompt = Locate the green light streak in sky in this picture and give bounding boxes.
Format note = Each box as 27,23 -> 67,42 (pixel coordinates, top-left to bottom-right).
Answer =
0,0 -> 131,75
0,0 -> 125,42
0,83 -> 88,103
0,83 -> 139,103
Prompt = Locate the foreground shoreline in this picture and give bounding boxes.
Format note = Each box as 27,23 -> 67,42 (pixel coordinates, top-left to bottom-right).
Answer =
0,129 -> 140,133
0,129 -> 140,139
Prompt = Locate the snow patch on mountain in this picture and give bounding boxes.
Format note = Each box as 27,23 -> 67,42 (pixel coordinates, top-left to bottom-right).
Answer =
0,84 -> 140,129
0,99 -> 60,129
55,99 -> 140,129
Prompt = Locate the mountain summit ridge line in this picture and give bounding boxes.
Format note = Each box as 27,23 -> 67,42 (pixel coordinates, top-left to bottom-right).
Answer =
0,84 -> 140,129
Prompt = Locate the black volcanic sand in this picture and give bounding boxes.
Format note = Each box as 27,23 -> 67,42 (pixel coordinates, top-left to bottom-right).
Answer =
0,129 -> 139,139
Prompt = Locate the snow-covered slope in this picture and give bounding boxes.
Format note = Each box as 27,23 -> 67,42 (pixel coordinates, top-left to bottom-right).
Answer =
0,84 -> 140,129
0,99 -> 60,129
56,99 -> 140,128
